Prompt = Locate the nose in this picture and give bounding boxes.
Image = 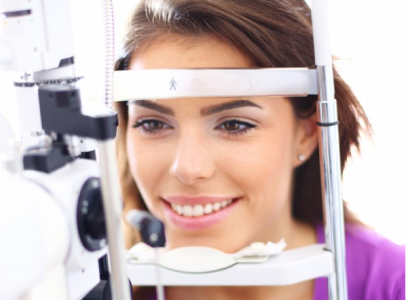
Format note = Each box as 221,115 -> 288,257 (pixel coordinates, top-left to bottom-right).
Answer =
169,131 -> 215,185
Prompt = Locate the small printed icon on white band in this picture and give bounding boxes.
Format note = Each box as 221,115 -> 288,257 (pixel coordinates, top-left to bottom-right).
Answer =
169,77 -> 177,91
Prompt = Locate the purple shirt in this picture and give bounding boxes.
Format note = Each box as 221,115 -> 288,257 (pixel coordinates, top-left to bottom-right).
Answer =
314,224 -> 405,300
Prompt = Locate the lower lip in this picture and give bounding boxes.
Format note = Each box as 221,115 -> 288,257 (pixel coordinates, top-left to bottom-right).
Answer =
162,199 -> 240,231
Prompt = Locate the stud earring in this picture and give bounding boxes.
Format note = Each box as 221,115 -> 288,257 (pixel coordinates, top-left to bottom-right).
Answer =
298,154 -> 305,162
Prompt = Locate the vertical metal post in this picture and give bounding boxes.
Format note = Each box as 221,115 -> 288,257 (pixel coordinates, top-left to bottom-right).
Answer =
311,1 -> 348,300
98,140 -> 131,300
99,1 -> 131,299
316,67 -> 348,300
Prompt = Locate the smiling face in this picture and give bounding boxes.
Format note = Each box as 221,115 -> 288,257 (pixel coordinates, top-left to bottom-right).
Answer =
126,36 -> 318,252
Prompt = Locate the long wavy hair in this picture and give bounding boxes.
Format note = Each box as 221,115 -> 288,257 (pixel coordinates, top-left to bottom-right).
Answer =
115,0 -> 370,248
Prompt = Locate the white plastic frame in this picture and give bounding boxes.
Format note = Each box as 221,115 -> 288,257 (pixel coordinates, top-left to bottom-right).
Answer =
114,68 -> 318,101
126,244 -> 333,286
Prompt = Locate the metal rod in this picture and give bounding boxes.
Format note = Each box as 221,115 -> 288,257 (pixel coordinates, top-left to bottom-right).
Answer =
99,1 -> 131,299
311,0 -> 349,298
154,249 -> 166,300
316,66 -> 349,300
98,140 -> 131,300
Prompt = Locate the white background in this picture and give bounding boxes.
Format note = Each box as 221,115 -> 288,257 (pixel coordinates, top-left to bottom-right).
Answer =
0,0 -> 404,244
327,0 -> 406,245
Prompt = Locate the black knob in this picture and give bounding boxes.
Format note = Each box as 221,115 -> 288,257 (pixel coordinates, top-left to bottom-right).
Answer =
140,218 -> 166,248
77,177 -> 107,251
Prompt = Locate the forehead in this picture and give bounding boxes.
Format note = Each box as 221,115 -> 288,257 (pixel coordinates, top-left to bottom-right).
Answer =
129,35 -> 253,70
127,36 -> 288,115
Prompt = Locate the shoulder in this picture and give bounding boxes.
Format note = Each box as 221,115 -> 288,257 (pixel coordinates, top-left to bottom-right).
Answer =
316,224 -> 405,299
345,224 -> 405,299
344,224 -> 404,271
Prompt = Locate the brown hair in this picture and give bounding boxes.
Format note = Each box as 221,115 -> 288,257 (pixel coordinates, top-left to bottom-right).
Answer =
115,0 -> 370,247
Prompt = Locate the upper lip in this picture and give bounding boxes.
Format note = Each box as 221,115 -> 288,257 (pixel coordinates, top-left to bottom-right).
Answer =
162,196 -> 238,205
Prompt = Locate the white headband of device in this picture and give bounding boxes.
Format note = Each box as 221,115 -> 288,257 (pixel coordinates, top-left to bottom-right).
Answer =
114,68 -> 318,102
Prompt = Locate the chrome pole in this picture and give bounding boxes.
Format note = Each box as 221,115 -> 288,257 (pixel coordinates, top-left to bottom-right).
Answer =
317,66 -> 348,300
98,140 -> 131,300
97,1 -> 131,299
311,1 -> 348,300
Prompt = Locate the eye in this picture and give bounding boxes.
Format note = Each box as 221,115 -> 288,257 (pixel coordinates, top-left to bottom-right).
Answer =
216,119 -> 257,136
132,119 -> 172,134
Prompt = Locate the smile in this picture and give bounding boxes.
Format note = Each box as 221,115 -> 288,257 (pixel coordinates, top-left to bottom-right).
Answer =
170,199 -> 233,217
162,196 -> 240,231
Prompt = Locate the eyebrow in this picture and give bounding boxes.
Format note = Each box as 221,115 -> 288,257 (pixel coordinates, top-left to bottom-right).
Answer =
129,100 -> 175,116
200,100 -> 262,116
128,99 -> 262,116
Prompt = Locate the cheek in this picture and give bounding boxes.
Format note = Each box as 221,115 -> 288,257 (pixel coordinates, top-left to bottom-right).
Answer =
220,130 -> 295,193
217,130 -> 296,229
126,133 -> 167,206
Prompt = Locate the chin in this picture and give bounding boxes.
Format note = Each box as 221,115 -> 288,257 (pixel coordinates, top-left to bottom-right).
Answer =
164,227 -> 249,254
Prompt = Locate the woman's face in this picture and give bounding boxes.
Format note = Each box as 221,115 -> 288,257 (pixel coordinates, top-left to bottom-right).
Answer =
126,36 -> 317,252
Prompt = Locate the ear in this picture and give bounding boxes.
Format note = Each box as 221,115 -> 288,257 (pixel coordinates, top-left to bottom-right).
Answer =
292,114 -> 318,167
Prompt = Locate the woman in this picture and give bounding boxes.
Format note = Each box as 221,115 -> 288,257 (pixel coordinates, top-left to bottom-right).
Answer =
115,0 -> 405,299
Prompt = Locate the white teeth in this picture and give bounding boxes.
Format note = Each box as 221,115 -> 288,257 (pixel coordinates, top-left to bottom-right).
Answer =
170,199 -> 234,217
175,204 -> 183,215
193,205 -> 204,217
204,203 -> 213,214
183,205 -> 193,217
